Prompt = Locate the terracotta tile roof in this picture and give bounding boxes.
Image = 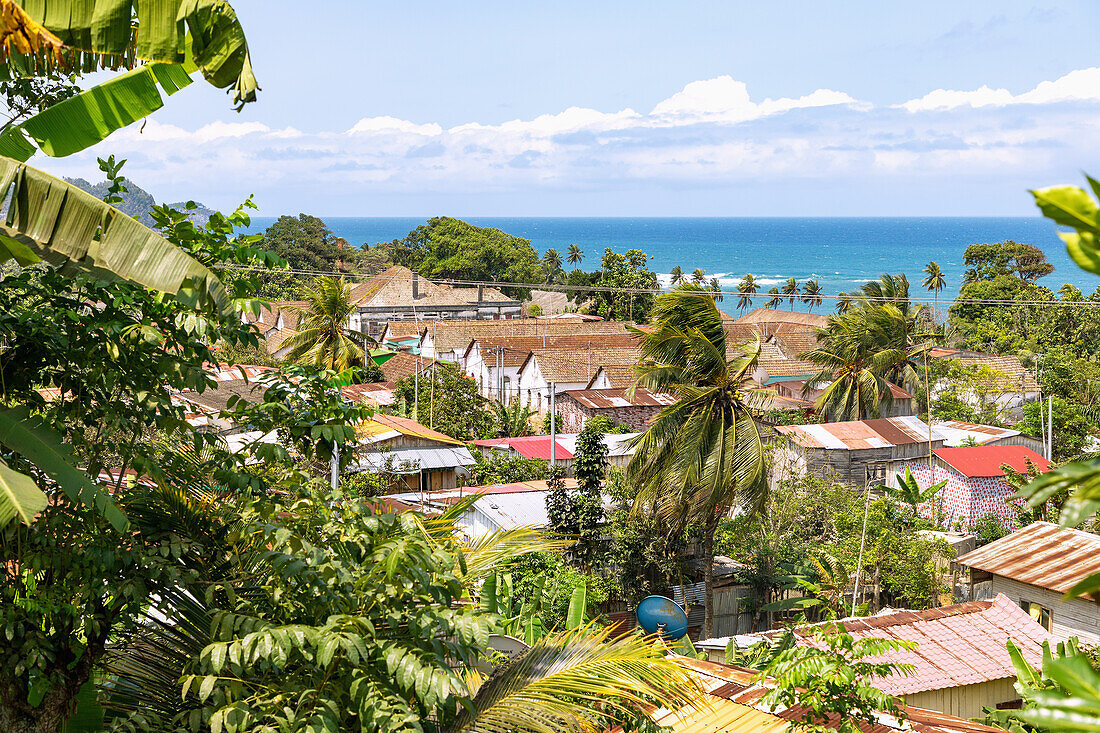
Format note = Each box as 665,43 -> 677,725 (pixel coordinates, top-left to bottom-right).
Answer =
587,364 -> 637,389
734,307 -> 831,329
667,657 -> 1004,733
562,387 -> 677,409
776,417 -> 943,450
933,445 -> 1050,478
425,319 -> 635,353
930,351 -> 1040,391
379,352 -> 439,383
349,266 -> 516,309
521,345 -> 640,383
956,521 -> 1100,594
340,381 -> 396,406
466,333 -> 641,367
711,595 -> 1051,696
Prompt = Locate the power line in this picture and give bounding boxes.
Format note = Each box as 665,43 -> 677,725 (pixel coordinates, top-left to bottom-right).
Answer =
214,263 -> 1100,310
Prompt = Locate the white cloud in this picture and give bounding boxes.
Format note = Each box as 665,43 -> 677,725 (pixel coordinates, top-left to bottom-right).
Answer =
36,69 -> 1100,214
901,67 -> 1100,111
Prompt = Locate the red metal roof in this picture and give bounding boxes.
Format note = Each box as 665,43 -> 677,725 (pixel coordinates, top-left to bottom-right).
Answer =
933,445 -> 1050,478
956,521 -> 1100,595
472,435 -> 574,460
727,594 -> 1051,695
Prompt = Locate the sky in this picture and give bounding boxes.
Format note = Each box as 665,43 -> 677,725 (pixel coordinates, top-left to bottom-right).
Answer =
36,1 -> 1100,217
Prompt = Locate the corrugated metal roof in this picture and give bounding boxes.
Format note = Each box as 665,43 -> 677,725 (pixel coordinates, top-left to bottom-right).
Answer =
562,386 -> 677,409
698,595 -> 1051,695
776,417 -> 942,450
665,657 -> 1003,733
956,521 -> 1100,594
473,435 -> 575,460
933,446 -> 1050,478
933,421 -> 1022,447
358,414 -> 463,445
354,446 -> 475,473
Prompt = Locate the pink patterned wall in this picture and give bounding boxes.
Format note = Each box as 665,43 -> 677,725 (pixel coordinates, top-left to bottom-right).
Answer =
903,462 -> 1020,530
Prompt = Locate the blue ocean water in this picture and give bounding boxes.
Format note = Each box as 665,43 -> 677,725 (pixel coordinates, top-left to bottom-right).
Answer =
246,217 -> 1096,312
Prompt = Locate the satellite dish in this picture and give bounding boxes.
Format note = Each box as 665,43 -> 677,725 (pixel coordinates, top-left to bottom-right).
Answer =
636,595 -> 689,641
473,634 -> 531,674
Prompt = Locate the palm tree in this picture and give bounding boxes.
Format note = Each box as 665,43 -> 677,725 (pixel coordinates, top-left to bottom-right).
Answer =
835,292 -> 853,314
710,277 -> 724,302
860,273 -> 910,306
628,286 -> 768,638
691,267 -> 707,284
567,243 -> 583,269
543,249 -> 563,283
800,279 -> 823,312
923,261 -> 946,322
282,276 -> 368,372
782,277 -> 800,308
765,286 -> 782,309
884,466 -> 947,514
737,273 -> 758,313
669,266 -> 683,285
798,311 -> 897,421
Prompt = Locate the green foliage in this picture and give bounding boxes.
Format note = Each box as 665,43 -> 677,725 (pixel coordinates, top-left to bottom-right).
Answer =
570,420 -> 608,568
392,364 -> 495,441
963,241 -> 1054,284
467,450 -> 548,487
1019,396 -> 1095,461
362,359 -> 385,383
527,303 -> 543,317
491,400 -> 536,438
1037,347 -> 1100,406
761,621 -> 914,733
590,248 -> 658,321
972,513 -> 1012,546
883,466 -> 947,513
980,638 -> 1094,733
386,217 -> 543,298
259,214 -> 346,272
282,276 -> 368,372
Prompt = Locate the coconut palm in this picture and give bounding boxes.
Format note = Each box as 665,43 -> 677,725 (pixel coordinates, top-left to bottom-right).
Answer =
710,277 -> 724,302
282,276 -> 368,371
628,286 -> 768,638
782,277 -> 800,307
691,268 -> 707,284
860,273 -> 910,306
923,261 -> 946,322
567,243 -> 583,268
543,249 -> 563,283
669,266 -> 683,285
835,292 -> 854,314
801,279 -> 823,312
765,287 -> 783,309
737,273 -> 758,313
798,311 -> 897,421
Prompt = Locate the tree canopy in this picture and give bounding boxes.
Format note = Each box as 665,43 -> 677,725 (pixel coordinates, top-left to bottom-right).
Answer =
261,214 -> 348,272
963,241 -> 1054,283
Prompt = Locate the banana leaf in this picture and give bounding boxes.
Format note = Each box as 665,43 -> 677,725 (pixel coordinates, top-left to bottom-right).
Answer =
0,456 -> 48,526
0,156 -> 228,312
2,0 -> 258,109
0,408 -> 128,531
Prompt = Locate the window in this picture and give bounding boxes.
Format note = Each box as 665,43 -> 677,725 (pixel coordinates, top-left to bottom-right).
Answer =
1021,600 -> 1053,631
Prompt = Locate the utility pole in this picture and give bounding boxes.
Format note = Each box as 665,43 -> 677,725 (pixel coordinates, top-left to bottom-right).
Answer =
330,443 -> 339,492
550,382 -> 556,466
1048,396 -> 1054,460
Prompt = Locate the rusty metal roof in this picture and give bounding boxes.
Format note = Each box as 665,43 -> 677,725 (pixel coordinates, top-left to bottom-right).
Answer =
699,594 -> 1051,696
956,521 -> 1100,594
933,421 -> 1022,447
665,657 -> 1002,733
562,386 -> 677,409
775,417 -> 943,450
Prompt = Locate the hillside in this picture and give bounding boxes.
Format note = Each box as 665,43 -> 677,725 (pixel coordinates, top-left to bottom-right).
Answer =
64,177 -> 217,228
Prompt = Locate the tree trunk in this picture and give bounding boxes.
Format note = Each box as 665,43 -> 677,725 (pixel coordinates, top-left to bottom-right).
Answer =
703,523 -> 716,640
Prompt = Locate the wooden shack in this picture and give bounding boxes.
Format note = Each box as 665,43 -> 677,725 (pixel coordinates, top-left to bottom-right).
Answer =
771,417 -> 945,487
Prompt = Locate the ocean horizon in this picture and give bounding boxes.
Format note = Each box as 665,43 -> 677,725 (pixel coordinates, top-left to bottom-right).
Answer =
245,216 -> 1096,313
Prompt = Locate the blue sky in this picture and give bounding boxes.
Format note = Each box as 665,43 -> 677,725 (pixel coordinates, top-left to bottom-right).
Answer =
40,1 -> 1100,216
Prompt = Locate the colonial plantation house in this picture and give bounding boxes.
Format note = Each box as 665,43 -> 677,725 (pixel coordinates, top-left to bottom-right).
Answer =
771,417 -> 945,487
667,657 -> 1004,733
517,345 -> 640,412
558,387 -> 677,432
957,522 -> 1100,644
696,595 -> 1054,720
352,413 -> 475,492
348,266 -> 521,337
462,333 -> 640,402
417,318 -> 634,364
902,445 -> 1051,530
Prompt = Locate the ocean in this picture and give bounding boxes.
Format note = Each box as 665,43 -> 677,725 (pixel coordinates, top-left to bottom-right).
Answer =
245,217 -> 1096,313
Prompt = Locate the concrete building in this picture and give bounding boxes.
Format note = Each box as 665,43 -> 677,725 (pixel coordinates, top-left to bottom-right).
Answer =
697,595 -> 1053,720
516,346 -> 639,412
558,387 -> 676,432
957,522 -> 1100,644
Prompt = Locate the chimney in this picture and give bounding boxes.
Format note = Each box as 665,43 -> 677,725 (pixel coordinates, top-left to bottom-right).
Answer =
477,283 -> 484,302
412,272 -> 419,300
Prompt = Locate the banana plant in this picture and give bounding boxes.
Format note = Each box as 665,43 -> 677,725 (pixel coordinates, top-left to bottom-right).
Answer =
883,466 -> 947,514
